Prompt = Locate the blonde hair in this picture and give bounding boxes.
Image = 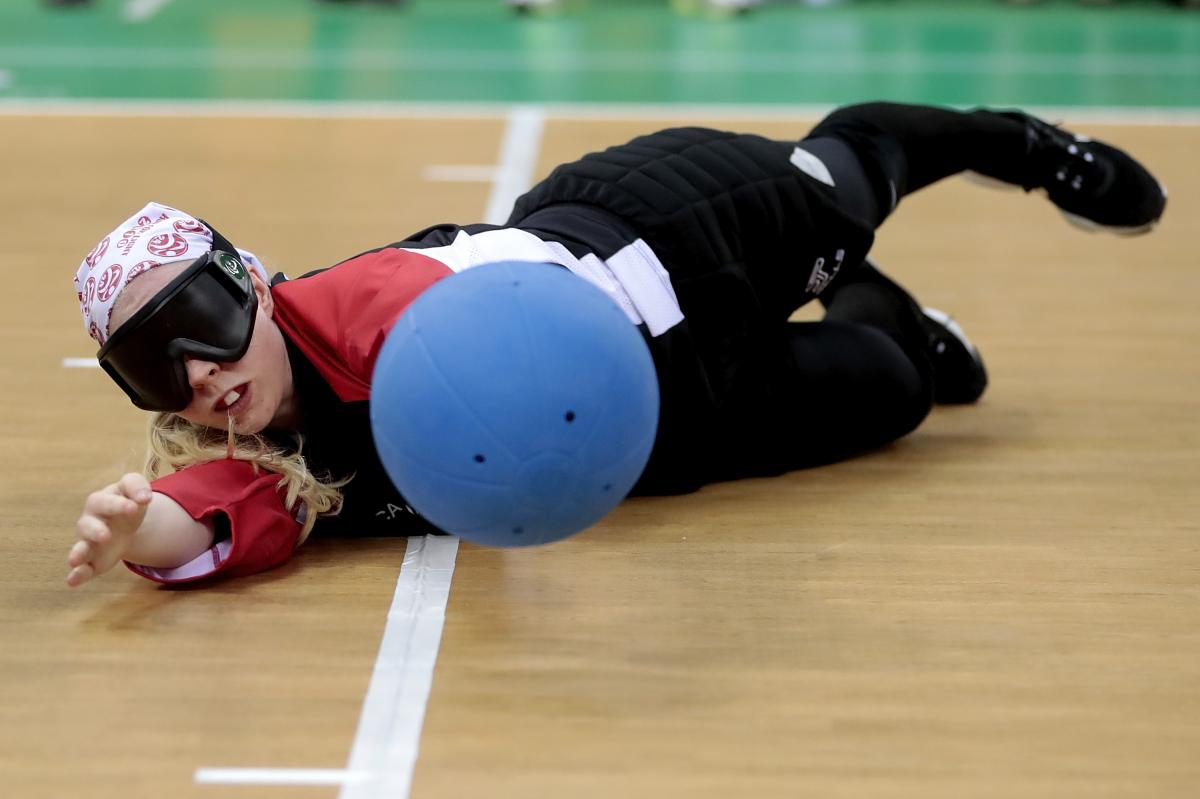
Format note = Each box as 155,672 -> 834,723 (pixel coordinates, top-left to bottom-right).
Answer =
144,413 -> 348,545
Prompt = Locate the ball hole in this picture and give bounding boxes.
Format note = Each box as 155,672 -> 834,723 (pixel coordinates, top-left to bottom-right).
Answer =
602,483 -> 612,492
474,454 -> 486,464
564,410 -> 576,423
512,526 -> 524,535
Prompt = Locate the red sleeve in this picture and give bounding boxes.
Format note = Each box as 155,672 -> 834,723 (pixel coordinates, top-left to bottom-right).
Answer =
270,248 -> 453,402
124,459 -> 303,585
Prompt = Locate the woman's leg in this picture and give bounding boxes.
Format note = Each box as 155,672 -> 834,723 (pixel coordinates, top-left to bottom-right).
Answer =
790,101 -> 1174,409
776,316 -> 934,469
797,101 -> 1166,233
709,310 -> 934,480
824,259 -> 988,405
743,247 -> 998,475
707,252 -> 982,480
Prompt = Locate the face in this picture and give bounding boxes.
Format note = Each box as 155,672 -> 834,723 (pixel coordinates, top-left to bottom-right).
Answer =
110,261 -> 298,434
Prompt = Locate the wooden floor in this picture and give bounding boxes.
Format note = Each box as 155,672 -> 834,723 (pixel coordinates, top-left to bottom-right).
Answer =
1,112 -> 1198,799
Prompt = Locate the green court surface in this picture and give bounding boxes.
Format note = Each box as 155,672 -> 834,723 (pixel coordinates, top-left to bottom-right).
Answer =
0,0 -> 1197,108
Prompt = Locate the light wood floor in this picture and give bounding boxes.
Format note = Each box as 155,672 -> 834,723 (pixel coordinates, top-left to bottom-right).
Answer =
1,113 -> 1197,799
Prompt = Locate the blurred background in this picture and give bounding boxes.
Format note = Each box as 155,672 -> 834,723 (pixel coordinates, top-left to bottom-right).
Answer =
4,0 -> 1197,109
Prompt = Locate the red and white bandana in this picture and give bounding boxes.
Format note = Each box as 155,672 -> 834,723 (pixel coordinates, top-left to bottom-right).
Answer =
74,201 -> 269,347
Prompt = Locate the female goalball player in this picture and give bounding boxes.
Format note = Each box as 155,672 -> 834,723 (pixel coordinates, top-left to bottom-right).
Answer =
66,102 -> 1167,587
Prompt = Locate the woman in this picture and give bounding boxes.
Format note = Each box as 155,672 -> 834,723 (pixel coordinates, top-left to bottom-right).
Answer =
66,102 -> 1166,587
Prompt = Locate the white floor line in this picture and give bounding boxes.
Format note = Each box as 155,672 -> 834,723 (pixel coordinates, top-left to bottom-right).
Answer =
62,357 -> 100,368
190,536 -> 459,793
7,99 -> 1200,127
123,0 -> 174,23
423,164 -> 500,182
335,108 -> 543,797
337,534 -> 460,799
336,109 -> 542,798
195,768 -> 365,786
484,105 -> 546,225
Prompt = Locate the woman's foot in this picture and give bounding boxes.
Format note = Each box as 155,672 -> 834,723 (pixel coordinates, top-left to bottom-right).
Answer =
918,308 -> 988,404
994,111 -> 1168,235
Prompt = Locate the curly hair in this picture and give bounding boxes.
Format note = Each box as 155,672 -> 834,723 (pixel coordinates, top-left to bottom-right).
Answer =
143,412 -> 347,545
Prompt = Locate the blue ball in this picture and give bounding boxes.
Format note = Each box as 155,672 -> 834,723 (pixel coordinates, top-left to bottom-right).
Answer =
369,261 -> 660,547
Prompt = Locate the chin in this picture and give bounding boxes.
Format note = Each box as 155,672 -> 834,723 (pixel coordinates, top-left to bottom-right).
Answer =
240,418 -> 269,436
239,402 -> 275,435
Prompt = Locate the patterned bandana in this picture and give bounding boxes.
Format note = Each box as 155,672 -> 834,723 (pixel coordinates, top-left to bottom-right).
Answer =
74,201 -> 269,347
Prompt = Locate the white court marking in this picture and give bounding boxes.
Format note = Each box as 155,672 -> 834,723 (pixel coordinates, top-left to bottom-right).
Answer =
187,105 -> 546,797
11,99 -> 1200,127
484,106 -> 545,225
122,0 -> 174,23
193,537 -> 459,794
337,535 -> 460,799
196,768 -> 365,787
423,164 -> 500,182
423,106 -> 545,221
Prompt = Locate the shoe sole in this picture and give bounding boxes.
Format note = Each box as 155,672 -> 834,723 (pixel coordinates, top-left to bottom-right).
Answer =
963,171 -> 1166,237
1060,178 -> 1168,236
1059,209 -> 1159,237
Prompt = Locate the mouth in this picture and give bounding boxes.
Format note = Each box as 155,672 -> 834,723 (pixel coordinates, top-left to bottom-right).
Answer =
214,383 -> 251,416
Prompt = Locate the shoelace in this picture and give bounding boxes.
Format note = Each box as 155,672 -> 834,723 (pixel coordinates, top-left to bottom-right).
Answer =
1053,140 -> 1099,192
1029,119 -> 1107,195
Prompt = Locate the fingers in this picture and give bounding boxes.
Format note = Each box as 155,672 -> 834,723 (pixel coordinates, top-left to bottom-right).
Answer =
66,563 -> 96,588
65,541 -> 99,587
116,472 -> 153,504
76,514 -> 111,545
84,492 -> 140,519
67,474 -> 153,589
84,475 -> 151,521
65,535 -> 119,587
67,539 -> 93,568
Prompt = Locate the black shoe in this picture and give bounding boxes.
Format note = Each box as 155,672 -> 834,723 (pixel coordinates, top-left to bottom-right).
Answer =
999,111 -> 1167,235
918,308 -> 988,404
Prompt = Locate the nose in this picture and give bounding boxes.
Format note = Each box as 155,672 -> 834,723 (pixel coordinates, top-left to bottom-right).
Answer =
184,358 -> 220,390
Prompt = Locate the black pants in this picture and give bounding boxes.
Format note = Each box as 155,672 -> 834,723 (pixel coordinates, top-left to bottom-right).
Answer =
513,102 -> 1032,491
705,103 -> 1027,482
693,103 -> 1030,486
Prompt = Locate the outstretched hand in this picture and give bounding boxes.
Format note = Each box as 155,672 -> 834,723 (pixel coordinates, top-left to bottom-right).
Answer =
66,473 -> 153,588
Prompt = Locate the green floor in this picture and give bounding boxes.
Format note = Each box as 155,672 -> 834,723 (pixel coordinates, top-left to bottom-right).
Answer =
1,0 -> 1197,108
